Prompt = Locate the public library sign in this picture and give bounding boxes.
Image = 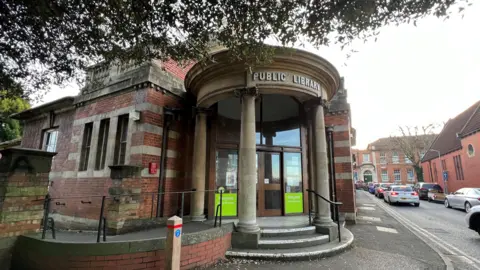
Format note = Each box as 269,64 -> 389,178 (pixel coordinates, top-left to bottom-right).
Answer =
252,71 -> 321,91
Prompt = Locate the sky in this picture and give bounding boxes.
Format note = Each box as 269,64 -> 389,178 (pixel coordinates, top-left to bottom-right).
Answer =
39,2 -> 480,149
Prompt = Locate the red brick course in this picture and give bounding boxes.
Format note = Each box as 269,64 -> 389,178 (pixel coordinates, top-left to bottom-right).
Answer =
17,233 -> 231,270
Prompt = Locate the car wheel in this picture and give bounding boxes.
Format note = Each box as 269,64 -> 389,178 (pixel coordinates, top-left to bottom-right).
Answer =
414,203 -> 420,207
465,202 -> 472,213
427,197 -> 431,202
388,198 -> 393,205
445,199 -> 451,208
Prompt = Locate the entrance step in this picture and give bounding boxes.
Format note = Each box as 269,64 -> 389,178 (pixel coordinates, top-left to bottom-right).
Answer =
260,226 -> 316,238
258,234 -> 329,249
226,228 -> 354,261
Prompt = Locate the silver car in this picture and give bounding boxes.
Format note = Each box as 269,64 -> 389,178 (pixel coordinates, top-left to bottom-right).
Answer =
465,205 -> 480,236
445,188 -> 480,213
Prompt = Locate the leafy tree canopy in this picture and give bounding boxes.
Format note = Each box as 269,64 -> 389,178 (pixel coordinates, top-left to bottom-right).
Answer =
1,0 -> 473,99
0,90 -> 31,141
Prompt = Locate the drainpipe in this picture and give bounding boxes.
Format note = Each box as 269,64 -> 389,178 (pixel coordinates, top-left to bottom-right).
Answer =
156,107 -> 182,218
326,126 -> 338,221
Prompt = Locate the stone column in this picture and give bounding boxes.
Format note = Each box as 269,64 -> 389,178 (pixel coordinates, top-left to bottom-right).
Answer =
312,99 -> 337,234
191,109 -> 208,221
235,87 -> 260,233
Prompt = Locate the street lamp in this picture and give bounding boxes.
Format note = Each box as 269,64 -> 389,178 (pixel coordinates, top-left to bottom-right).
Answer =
427,149 -> 447,194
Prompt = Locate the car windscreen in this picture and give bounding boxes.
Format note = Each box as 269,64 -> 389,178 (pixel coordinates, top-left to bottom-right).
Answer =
473,188 -> 480,195
392,186 -> 413,192
421,184 -> 435,189
380,184 -> 391,188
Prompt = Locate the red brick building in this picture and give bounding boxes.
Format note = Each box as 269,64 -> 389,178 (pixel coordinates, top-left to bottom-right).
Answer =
421,101 -> 480,194
10,47 -> 357,235
353,137 -> 429,185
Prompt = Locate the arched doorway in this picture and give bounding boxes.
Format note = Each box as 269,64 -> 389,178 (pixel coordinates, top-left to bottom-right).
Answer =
363,170 -> 373,183
214,94 -> 305,216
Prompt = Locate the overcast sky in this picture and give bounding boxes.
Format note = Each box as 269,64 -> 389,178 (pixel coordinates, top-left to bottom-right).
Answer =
40,3 -> 480,149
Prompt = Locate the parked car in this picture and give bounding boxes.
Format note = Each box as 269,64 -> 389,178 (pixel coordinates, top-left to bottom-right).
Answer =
355,181 -> 365,190
368,183 -> 379,194
444,188 -> 480,213
384,185 -> 420,207
465,205 -> 480,236
414,182 -> 438,200
427,184 -> 445,202
375,183 -> 392,198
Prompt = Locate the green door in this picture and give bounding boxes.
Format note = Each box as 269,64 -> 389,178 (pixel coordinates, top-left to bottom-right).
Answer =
364,174 -> 373,183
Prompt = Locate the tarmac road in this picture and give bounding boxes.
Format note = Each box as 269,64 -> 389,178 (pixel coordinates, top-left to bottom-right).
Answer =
368,191 -> 480,270
207,190 -> 447,270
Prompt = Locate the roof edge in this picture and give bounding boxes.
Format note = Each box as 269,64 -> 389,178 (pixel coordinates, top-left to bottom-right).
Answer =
11,96 -> 75,120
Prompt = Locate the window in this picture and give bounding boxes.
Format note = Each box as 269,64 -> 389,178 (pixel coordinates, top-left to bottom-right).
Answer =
405,156 -> 412,164
217,95 -> 300,147
467,144 -> 475,157
392,152 -> 399,164
95,119 -> 110,170
380,152 -> 386,164
114,115 -> 129,165
363,154 -> 370,163
393,186 -> 413,192
393,169 -> 401,182
433,162 -> 438,182
407,169 -> 414,181
381,170 -> 388,182
453,155 -> 464,180
42,129 -> 59,152
441,159 -> 447,171
79,123 -> 93,171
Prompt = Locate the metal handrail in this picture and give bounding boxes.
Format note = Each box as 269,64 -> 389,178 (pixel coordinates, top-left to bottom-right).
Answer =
306,189 -> 342,242
214,190 -> 223,228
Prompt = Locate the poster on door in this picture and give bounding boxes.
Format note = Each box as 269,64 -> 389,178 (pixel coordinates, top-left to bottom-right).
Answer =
285,193 -> 303,214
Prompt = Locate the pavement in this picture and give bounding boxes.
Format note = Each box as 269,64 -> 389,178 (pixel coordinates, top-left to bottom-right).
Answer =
207,190 -> 447,270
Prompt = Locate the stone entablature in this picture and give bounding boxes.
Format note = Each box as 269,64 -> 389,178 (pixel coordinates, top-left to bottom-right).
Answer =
185,47 -> 341,107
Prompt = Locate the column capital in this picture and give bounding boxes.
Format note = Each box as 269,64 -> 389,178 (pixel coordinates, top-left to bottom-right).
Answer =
192,106 -> 212,117
304,97 -> 329,110
233,87 -> 259,98
326,125 -> 334,133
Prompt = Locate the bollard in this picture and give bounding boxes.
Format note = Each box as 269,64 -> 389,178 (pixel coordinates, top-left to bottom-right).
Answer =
166,216 -> 182,270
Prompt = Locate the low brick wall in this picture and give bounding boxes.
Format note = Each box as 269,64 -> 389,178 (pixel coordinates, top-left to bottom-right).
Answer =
11,224 -> 233,270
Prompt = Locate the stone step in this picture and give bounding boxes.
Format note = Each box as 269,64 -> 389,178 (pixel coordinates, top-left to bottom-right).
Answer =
258,234 -> 329,249
260,226 -> 316,238
226,228 -> 354,261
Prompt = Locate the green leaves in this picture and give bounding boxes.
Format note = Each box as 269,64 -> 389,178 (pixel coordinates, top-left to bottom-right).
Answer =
0,0 -> 472,99
0,91 -> 30,142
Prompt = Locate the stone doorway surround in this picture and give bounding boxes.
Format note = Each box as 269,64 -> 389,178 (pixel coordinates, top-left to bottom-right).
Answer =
184,46 -> 342,245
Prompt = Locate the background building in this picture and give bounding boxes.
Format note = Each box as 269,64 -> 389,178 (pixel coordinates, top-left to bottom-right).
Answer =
421,101 -> 480,193
353,137 -> 430,185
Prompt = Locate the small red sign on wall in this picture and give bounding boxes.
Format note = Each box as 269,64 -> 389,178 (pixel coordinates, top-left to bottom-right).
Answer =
149,162 -> 157,174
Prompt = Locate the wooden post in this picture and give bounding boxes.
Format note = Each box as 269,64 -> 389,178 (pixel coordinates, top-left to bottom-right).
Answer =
166,216 -> 182,270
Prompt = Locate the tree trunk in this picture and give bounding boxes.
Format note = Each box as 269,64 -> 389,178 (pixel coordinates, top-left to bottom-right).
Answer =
414,165 -> 423,182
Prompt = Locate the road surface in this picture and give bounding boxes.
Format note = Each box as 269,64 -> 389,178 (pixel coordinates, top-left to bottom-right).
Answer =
367,190 -> 480,270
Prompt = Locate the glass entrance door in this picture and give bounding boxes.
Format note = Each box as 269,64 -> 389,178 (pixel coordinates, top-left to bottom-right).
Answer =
257,152 -> 282,216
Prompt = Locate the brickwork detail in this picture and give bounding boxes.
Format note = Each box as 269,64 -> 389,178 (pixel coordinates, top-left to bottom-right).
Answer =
15,233 -> 231,270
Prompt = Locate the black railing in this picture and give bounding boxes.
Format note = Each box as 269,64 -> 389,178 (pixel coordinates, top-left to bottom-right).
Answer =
306,189 -> 343,242
214,190 -> 223,228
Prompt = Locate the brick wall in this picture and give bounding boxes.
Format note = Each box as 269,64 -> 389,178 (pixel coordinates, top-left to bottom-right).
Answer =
421,131 -> 480,193
13,231 -> 232,270
162,60 -> 195,81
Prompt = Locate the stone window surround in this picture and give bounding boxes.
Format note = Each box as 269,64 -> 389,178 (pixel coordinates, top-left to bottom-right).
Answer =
55,103 -> 178,179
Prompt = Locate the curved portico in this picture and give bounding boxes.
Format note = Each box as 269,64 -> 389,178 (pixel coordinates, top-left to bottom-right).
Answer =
185,47 -> 341,235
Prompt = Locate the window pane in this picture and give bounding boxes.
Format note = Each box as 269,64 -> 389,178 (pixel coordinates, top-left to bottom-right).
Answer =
215,149 -> 238,192
261,95 -> 300,147
284,152 -> 302,193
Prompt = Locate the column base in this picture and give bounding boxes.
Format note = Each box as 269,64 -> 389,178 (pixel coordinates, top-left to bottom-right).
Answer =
191,215 -> 206,222
236,221 -> 260,234
231,230 -> 261,249
314,218 -> 339,242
